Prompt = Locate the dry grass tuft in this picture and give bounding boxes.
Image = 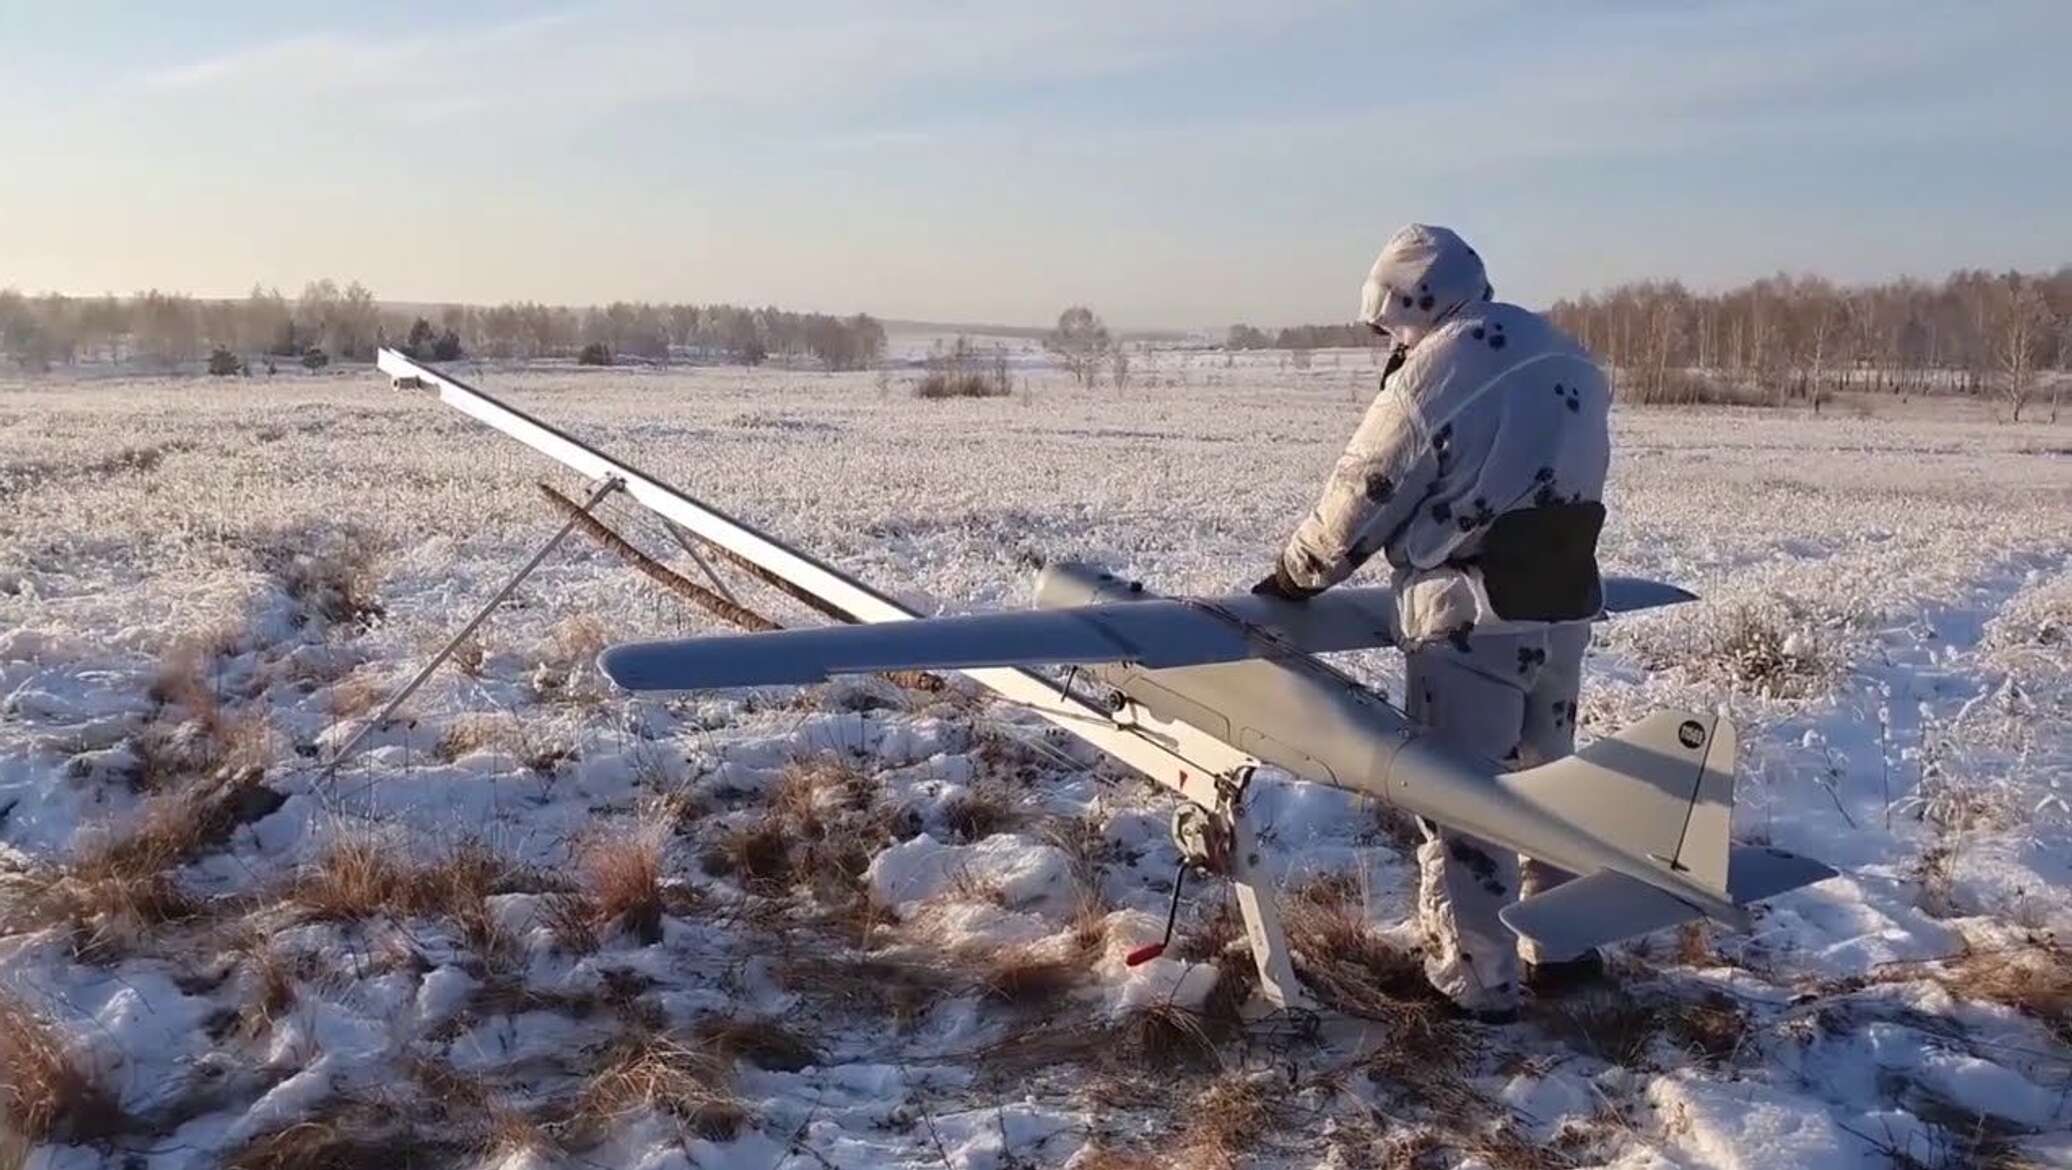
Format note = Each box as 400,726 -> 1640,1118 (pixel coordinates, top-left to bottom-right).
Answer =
224,1102 -> 453,1170
942,781 -> 1019,842
293,833 -> 412,922
285,834 -> 540,969
147,635 -> 228,712
1539,988 -> 1664,1068
1667,990 -> 1751,1065
1123,1002 -> 1223,1071
1172,897 -> 1243,964
262,530 -> 386,631
1173,1074 -> 1283,1170
694,1015 -> 820,1072
701,820 -> 793,894
545,613 -> 609,669
1674,921 -> 1715,966
774,952 -> 956,1029
449,633 -> 486,679
1936,941 -> 2072,1044
1282,875 -> 1431,1018
1699,601 -> 1830,698
575,1030 -> 747,1143
0,991 -> 125,1143
576,823 -> 668,945
542,889 -> 603,956
1069,1144 -> 1163,1170
978,945 -> 1086,1007
6,745 -> 285,956
433,714 -> 516,763
704,756 -> 894,902
324,672 -> 386,721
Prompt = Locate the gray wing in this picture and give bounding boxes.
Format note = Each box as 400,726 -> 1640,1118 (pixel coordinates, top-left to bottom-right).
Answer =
597,576 -> 1694,692
598,600 -> 1259,690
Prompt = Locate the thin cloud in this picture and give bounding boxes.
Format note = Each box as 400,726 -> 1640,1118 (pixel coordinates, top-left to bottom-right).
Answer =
133,1 -> 1343,122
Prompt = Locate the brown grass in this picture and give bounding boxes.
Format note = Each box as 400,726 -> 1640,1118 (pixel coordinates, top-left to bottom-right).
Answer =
0,1123 -> 26,1170
432,714 -> 515,763
576,823 -> 668,944
1936,941 -> 2072,1044
3,743 -> 290,958
542,889 -> 603,956
545,613 -> 609,669
262,532 -> 386,631
224,1103 -> 456,1170
977,946 -> 1086,1007
209,927 -> 302,1042
1282,875 -> 1433,1018
1538,988 -> 1664,1068
942,781 -> 1019,842
1173,1074 -> 1283,1170
574,1030 -> 746,1143
147,635 -> 227,712
702,820 -> 793,894
288,834 -> 536,970
703,757 -> 894,902
325,672 -> 387,721
694,1015 -> 820,1072
1069,1145 -> 1163,1170
293,833 -> 412,922
0,991 -> 124,1143
1666,990 -> 1750,1065
1123,1002 -> 1224,1071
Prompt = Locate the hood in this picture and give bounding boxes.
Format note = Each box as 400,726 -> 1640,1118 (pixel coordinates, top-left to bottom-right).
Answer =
1358,224 -> 1491,347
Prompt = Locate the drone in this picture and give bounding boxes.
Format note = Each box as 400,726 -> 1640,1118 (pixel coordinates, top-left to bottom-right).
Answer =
372,348 -> 1833,1011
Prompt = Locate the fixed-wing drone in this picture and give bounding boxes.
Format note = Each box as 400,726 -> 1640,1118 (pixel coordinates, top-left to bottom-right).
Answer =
376,349 -> 1834,1011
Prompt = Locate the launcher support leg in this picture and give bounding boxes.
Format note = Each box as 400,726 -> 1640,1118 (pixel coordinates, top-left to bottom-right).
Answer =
1223,773 -> 1316,1012
321,477 -> 622,783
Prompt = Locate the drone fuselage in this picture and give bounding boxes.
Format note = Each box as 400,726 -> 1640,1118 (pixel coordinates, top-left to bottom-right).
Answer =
1037,562 -> 1750,928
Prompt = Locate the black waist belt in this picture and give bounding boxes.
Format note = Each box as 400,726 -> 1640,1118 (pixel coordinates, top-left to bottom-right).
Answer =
1456,501 -> 1605,622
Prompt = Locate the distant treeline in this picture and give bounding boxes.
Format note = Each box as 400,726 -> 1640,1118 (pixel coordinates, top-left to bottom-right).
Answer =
1224,264 -> 2071,418
0,282 -> 888,372
1547,268 -> 2070,416
1223,322 -> 1380,351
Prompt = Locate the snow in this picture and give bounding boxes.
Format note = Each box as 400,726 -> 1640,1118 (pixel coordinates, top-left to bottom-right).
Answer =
0,358 -> 2068,1167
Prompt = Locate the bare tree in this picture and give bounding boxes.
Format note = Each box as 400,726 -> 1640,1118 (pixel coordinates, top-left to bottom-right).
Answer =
2054,315 -> 2072,423
1994,273 -> 2050,422
1111,343 -> 1132,390
1045,306 -> 1110,387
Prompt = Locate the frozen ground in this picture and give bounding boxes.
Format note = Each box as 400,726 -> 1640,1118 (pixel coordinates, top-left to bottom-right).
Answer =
0,355 -> 2068,1169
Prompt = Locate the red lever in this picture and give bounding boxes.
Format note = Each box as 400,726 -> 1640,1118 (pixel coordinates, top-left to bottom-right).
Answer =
1121,861 -> 1191,968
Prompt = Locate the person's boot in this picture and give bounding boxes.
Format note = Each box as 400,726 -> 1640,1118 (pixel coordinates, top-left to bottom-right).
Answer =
1524,949 -> 1606,995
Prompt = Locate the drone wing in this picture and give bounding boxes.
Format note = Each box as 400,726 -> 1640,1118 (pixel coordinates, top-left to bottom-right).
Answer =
597,576 -> 1694,692
598,600 -> 1250,690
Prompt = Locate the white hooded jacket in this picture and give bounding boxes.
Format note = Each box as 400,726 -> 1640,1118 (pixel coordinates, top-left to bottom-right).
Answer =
1277,225 -> 1611,641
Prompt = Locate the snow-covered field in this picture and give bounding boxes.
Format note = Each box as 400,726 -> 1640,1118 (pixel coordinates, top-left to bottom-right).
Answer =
1,356 -> 2068,1169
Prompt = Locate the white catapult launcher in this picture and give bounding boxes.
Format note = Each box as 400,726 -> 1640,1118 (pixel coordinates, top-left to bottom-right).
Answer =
372,349 -> 1834,1013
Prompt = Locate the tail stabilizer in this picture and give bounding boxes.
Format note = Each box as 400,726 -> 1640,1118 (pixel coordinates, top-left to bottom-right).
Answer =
1503,710 -> 1736,895
1498,845 -> 1835,953
1499,870 -> 1699,955
1726,844 -> 1837,904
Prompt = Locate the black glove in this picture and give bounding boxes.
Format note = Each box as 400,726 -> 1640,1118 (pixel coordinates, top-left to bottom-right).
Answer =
1250,562 -> 1320,602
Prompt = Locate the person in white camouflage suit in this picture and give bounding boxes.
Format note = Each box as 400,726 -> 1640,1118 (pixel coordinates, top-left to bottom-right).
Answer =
1255,223 -> 1612,1020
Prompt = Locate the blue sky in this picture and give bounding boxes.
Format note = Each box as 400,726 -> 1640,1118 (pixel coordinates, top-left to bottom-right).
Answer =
1,1 -> 2066,326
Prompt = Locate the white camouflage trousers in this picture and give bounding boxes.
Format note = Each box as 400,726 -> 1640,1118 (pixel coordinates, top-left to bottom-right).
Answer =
1406,624 -> 1591,1011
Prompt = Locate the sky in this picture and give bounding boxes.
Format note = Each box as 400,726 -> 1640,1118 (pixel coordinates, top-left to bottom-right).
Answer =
1,1 -> 2067,328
